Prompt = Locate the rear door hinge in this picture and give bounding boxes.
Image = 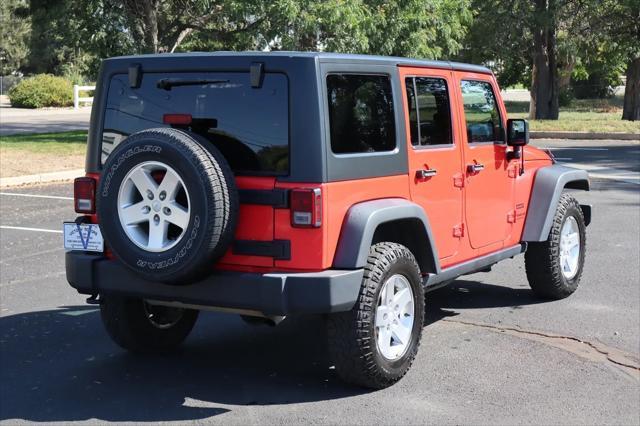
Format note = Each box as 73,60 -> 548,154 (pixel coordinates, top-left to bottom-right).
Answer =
507,210 -> 516,223
453,173 -> 465,188
453,223 -> 465,237
508,165 -> 518,178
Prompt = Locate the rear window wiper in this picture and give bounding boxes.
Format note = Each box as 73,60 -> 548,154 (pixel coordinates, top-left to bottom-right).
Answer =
157,78 -> 230,90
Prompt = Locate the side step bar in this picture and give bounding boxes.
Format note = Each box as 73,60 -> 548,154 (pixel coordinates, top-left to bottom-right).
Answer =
423,243 -> 527,291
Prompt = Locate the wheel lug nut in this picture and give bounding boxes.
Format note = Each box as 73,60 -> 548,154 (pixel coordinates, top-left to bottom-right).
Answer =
153,214 -> 160,224
159,191 -> 166,201
163,207 -> 171,215
147,190 -> 154,200
142,206 -> 150,214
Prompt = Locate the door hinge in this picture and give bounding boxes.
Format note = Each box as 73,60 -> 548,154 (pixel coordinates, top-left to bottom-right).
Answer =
453,223 -> 465,237
508,165 -> 518,178
453,173 -> 465,188
507,210 -> 516,223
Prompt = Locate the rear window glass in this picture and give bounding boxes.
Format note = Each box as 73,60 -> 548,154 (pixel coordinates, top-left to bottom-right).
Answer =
102,72 -> 289,175
327,74 -> 396,154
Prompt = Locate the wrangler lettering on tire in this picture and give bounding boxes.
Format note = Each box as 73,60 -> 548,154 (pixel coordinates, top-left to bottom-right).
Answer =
97,128 -> 238,284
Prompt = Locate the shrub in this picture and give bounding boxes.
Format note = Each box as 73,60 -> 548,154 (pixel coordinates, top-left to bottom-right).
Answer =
559,88 -> 575,108
8,74 -> 73,108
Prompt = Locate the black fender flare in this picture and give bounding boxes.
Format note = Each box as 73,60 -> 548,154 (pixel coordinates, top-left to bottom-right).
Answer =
522,165 -> 590,242
332,198 -> 441,273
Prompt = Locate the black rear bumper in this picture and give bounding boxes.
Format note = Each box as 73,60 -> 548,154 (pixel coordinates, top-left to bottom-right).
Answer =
66,252 -> 363,316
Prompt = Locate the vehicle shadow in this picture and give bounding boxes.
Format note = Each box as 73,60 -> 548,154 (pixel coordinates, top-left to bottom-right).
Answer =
424,279 -> 546,325
0,280 -> 544,423
0,306 -> 361,422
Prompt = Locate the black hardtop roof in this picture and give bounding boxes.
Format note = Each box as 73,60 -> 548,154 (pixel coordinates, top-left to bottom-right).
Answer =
105,51 -> 492,74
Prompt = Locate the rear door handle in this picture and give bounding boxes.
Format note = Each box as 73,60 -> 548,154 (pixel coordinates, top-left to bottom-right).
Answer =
416,169 -> 437,179
467,163 -> 485,173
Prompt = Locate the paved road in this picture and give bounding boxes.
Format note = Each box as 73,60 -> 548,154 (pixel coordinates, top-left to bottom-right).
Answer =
0,140 -> 638,425
0,106 -> 91,135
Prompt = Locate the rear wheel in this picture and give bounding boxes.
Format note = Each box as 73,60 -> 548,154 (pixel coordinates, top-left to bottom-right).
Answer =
327,242 -> 425,389
100,295 -> 198,353
525,193 -> 586,299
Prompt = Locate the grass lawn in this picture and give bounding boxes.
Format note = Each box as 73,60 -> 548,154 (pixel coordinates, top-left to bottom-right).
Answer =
0,130 -> 87,178
504,97 -> 640,134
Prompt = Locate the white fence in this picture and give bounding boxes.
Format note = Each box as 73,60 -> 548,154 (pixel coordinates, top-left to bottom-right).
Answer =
73,85 -> 95,109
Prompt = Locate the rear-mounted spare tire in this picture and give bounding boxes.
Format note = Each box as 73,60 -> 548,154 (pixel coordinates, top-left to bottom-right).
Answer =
97,128 -> 238,284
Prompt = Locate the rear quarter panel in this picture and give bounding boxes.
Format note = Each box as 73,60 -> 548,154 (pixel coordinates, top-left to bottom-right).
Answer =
273,175 -> 410,270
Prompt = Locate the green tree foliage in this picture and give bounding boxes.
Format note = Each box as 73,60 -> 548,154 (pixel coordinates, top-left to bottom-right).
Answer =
272,0 -> 472,59
458,0 -> 531,88
570,48 -> 626,99
364,0 -> 472,58
25,0 -> 134,78
8,74 -> 73,107
0,0 -> 30,75
11,0 -> 473,81
459,0 -> 619,120
596,0 -> 640,120
273,0 -> 370,52
116,0 -> 286,54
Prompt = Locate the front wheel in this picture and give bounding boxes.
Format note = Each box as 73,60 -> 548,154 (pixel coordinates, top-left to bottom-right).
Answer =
327,242 -> 425,389
100,295 -> 199,353
525,193 -> 587,300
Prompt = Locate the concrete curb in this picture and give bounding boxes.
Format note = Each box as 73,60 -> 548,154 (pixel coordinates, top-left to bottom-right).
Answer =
531,131 -> 640,140
0,169 -> 83,188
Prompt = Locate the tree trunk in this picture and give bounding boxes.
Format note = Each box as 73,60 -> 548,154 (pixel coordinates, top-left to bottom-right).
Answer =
558,57 -> 575,93
142,0 -> 159,53
122,0 -> 159,53
529,0 -> 559,120
622,57 -> 640,121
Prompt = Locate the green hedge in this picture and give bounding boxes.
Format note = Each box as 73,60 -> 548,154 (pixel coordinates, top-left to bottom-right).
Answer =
8,74 -> 73,108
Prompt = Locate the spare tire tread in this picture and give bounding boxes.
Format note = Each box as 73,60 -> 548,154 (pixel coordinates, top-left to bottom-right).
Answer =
97,128 -> 238,284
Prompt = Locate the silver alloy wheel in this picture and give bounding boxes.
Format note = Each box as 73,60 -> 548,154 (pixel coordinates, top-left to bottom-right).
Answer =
375,274 -> 415,360
559,216 -> 581,279
117,161 -> 190,252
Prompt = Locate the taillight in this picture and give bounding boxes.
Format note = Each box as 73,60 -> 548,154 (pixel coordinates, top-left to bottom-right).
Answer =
162,113 -> 192,125
290,188 -> 322,228
74,177 -> 96,214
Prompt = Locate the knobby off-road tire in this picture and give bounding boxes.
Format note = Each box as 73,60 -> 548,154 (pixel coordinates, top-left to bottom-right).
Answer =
525,193 -> 586,300
97,128 -> 238,284
100,295 -> 198,353
327,242 -> 425,389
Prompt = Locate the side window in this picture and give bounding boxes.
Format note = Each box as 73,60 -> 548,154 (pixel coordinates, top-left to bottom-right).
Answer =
327,74 -> 396,154
405,77 -> 453,146
460,80 -> 503,143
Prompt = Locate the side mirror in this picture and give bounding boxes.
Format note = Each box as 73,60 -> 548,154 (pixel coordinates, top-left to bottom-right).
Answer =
507,118 -> 529,147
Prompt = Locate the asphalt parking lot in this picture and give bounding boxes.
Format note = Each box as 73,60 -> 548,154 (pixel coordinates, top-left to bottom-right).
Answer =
0,139 -> 638,425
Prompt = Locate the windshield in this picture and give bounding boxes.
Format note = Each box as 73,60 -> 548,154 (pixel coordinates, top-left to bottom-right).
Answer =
101,72 -> 289,175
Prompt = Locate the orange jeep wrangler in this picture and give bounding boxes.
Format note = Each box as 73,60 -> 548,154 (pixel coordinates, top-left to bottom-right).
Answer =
65,52 -> 591,389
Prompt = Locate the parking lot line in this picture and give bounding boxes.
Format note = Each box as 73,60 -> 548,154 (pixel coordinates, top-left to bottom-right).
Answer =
543,147 -> 610,151
561,162 -> 640,185
0,192 -> 73,200
0,225 -> 62,234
